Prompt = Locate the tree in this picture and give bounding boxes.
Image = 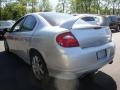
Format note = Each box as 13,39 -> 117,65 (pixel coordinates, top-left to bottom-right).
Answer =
17,0 -> 38,12
40,0 -> 52,12
68,0 -> 120,15
2,3 -> 27,20
55,1 -> 64,12
69,0 -> 76,13
101,0 -> 120,15
17,0 -> 28,6
17,0 -> 52,12
56,0 -> 70,13
0,7 -> 4,20
69,0 -> 95,13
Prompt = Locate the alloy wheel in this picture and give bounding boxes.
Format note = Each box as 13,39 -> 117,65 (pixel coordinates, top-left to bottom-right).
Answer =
32,55 -> 45,80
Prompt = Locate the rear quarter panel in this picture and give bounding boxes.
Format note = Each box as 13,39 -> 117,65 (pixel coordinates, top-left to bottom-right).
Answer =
30,26 -> 69,68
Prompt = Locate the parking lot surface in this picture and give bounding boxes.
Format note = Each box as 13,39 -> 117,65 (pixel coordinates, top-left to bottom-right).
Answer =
0,32 -> 119,90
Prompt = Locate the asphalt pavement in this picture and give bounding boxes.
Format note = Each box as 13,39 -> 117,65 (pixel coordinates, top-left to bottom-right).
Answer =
0,32 -> 119,90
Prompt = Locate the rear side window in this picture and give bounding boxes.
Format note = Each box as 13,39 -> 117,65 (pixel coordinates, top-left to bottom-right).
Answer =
82,17 -> 95,21
22,15 -> 37,31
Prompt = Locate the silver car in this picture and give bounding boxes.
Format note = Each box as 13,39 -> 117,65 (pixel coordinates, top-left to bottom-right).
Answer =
4,12 -> 115,80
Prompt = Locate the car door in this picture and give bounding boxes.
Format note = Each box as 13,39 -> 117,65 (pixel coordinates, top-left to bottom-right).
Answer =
5,17 -> 25,52
13,15 -> 37,63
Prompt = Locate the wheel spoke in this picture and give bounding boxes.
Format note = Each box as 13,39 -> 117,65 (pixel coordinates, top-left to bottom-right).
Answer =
32,55 -> 45,80
39,64 -> 44,74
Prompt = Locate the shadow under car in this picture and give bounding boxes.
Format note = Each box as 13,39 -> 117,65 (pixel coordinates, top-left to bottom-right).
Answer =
0,51 -> 117,90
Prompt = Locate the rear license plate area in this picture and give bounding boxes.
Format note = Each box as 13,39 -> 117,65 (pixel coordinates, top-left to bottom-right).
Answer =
97,49 -> 107,60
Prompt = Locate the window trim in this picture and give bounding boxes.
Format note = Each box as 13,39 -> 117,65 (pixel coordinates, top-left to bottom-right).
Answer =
10,17 -> 25,32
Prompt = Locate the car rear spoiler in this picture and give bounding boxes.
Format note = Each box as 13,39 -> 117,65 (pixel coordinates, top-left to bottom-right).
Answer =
60,16 -> 103,30
60,16 -> 82,30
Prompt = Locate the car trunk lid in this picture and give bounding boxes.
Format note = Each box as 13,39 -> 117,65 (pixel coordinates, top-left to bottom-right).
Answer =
71,25 -> 111,48
60,17 -> 111,48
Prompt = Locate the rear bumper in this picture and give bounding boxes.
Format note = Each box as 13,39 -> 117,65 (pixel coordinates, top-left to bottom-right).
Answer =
109,25 -> 117,30
47,42 -> 115,79
49,57 -> 113,79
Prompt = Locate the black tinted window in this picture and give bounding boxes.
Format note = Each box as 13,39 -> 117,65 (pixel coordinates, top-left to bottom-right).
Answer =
22,16 -> 36,30
109,16 -> 117,22
82,17 -> 95,21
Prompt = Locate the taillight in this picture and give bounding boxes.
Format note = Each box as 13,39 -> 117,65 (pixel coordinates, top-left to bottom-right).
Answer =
56,32 -> 79,47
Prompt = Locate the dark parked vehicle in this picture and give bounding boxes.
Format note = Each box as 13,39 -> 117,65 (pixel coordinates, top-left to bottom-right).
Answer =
117,16 -> 120,27
106,15 -> 120,32
0,20 -> 15,39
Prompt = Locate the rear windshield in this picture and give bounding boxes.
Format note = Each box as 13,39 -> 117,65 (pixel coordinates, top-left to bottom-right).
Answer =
40,12 -> 89,26
82,17 -> 95,21
40,13 -> 75,26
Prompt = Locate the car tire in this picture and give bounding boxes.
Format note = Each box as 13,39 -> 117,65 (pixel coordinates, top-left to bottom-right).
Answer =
30,51 -> 49,82
83,70 -> 98,79
4,40 -> 9,53
116,26 -> 120,32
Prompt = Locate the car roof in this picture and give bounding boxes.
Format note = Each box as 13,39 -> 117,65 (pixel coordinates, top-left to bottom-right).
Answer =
35,12 -> 74,26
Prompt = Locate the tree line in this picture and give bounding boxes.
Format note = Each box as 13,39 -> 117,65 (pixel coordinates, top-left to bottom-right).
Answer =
0,0 -> 52,20
0,0 -> 120,20
56,0 -> 120,15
